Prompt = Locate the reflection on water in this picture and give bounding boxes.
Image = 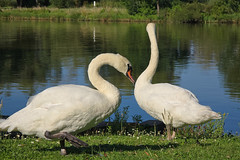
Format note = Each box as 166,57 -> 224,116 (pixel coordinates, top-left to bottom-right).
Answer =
0,21 -> 240,133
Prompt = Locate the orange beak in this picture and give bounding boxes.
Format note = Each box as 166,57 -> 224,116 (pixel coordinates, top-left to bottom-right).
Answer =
126,67 -> 135,84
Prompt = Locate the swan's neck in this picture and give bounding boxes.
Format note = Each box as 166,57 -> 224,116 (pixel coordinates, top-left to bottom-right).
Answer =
137,24 -> 159,86
88,54 -> 120,102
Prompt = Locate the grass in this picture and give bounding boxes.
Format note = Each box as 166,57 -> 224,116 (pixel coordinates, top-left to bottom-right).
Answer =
0,108 -> 238,159
0,7 -> 164,22
0,7 -> 139,22
0,134 -> 239,159
1,112 -> 239,159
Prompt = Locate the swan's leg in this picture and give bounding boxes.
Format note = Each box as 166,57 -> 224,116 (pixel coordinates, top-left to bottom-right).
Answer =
44,131 -> 88,155
60,140 -> 67,155
166,125 -> 176,140
171,128 -> 176,140
166,124 -> 172,140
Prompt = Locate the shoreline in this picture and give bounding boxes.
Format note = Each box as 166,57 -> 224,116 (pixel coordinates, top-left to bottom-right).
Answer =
0,7 -> 240,24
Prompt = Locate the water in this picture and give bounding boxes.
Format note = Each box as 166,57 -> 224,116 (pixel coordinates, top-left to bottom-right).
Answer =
0,21 -> 240,133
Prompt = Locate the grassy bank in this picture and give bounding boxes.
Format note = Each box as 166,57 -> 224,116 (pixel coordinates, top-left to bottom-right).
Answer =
1,7 -> 240,23
0,134 -> 239,159
0,7 -> 156,22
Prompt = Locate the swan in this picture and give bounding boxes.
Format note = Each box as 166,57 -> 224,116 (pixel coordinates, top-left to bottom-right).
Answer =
0,53 -> 135,155
134,23 -> 221,140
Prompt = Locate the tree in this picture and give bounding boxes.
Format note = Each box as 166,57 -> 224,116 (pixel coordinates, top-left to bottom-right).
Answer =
49,0 -> 84,8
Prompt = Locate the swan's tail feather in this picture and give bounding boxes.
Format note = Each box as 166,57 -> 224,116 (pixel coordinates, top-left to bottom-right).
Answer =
203,104 -> 221,120
181,103 -> 222,125
211,111 -> 221,120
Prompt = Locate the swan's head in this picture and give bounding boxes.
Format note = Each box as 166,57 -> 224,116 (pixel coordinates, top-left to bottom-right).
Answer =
115,54 -> 135,84
88,53 -> 135,84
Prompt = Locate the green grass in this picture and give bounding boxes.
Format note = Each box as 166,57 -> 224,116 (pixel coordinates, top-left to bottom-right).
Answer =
0,134 -> 239,159
0,7 -> 161,22
1,7 -> 239,23
1,113 -> 238,159
0,7 -> 137,22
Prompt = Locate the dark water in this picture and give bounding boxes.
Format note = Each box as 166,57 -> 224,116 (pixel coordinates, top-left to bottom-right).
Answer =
0,21 -> 240,133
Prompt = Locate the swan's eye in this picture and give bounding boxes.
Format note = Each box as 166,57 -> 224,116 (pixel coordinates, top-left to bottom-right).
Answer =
127,64 -> 133,75
127,64 -> 132,72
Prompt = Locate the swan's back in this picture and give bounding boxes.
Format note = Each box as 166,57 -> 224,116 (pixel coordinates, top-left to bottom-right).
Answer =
135,83 -> 221,128
0,84 -> 117,138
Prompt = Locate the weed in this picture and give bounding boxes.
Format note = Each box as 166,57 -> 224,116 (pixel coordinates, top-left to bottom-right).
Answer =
177,113 -> 227,139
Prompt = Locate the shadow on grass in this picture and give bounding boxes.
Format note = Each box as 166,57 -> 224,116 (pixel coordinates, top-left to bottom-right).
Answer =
38,142 -> 179,155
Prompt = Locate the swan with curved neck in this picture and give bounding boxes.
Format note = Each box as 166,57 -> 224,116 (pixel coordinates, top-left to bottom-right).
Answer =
134,23 -> 221,140
0,53 -> 134,155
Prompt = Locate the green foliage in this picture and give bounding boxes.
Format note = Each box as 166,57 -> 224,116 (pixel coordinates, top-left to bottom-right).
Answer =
206,0 -> 240,20
211,0 -> 233,15
132,114 -> 143,124
0,7 -> 130,21
19,0 -> 37,7
98,0 -> 126,8
37,0 -> 50,7
168,0 -> 240,22
177,113 -> 227,139
113,106 -> 129,124
169,2 -> 205,23
125,0 -> 156,16
0,0 -> 240,22
112,106 -> 129,134
49,0 -> 82,8
0,0 -> 17,7
158,0 -> 172,8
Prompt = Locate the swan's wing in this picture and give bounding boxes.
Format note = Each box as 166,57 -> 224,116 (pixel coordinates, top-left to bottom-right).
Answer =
0,84 -> 111,138
26,84 -> 99,108
138,83 -> 199,107
135,83 -> 200,120
136,83 -> 218,127
155,83 -> 199,103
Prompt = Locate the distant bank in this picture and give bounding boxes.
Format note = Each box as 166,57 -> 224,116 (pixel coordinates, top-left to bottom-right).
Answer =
0,7 -> 240,23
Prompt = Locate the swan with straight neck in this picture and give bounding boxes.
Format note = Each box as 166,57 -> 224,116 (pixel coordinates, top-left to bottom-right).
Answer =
134,23 -> 221,140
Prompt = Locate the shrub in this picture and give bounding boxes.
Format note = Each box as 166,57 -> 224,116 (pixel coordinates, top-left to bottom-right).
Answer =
169,2 -> 205,23
125,0 -> 156,16
98,0 -> 125,8
177,113 -> 227,139
112,106 -> 129,134
49,0 -> 82,8
0,0 -> 17,7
